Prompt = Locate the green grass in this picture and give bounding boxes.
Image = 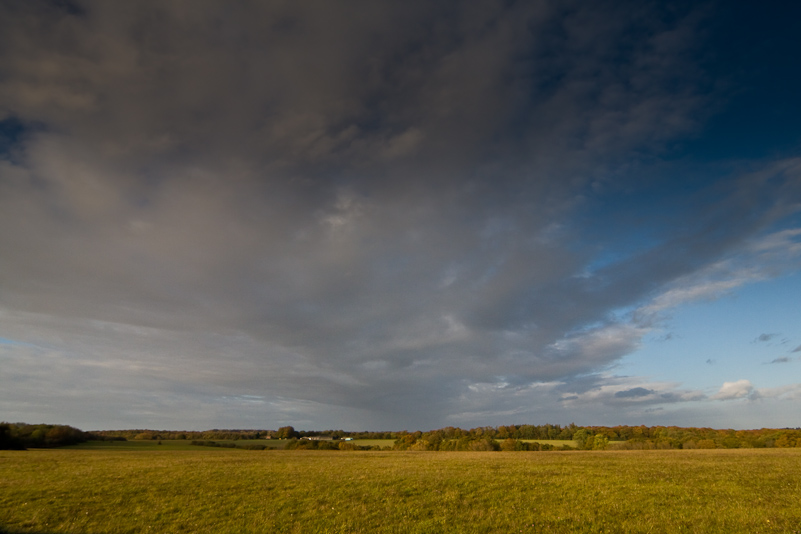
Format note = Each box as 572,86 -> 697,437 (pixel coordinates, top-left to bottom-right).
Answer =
2,448 -> 801,533
63,439 -> 288,450
520,439 -> 577,447
62,440 -> 202,451
349,439 -> 394,448
63,438 -> 565,451
65,438 -> 395,450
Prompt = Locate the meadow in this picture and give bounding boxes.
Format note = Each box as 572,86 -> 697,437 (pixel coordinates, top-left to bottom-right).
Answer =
58,439 -> 398,451
1,448 -> 800,533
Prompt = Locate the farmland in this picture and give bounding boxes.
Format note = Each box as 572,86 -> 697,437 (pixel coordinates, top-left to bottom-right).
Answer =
2,448 -> 801,533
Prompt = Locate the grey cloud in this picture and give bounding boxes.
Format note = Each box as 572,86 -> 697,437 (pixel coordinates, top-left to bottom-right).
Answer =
755,333 -> 780,343
615,387 -> 654,398
751,384 -> 801,402
1,0 -> 799,429
446,374 -> 708,427
542,375 -> 707,428
767,357 -> 791,364
792,345 -> 801,353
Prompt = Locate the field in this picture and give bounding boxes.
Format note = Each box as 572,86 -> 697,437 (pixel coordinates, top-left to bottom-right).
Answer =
1,448 -> 801,533
521,439 -> 577,447
61,438 -> 571,450
60,439 -> 396,450
61,439 -> 288,451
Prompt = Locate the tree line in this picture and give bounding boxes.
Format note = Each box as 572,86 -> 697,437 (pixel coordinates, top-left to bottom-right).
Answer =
0,422 -> 98,449
4,422 -> 801,451
389,425 -> 801,451
88,423 -> 580,442
575,425 -> 801,450
85,424 -> 801,451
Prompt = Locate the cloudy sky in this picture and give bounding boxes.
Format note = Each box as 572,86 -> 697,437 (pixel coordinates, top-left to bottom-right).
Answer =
1,0 -> 800,431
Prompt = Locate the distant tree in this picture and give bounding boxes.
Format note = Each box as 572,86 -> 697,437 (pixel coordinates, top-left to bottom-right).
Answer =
0,423 -> 89,448
0,423 -> 25,450
468,438 -> 499,451
560,424 -> 578,440
774,433 -> 796,448
393,432 -> 418,450
721,436 -> 742,449
29,428 -> 47,445
573,429 -> 592,449
500,438 -> 522,451
591,434 -> 609,450
275,426 -> 298,439
46,426 -> 75,445
420,430 -> 444,450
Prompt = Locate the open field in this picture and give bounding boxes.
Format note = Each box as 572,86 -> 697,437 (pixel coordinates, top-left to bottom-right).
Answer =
62,439 -> 287,451
2,449 -> 801,533
62,439 -> 396,450
348,439 -> 395,448
62,438 -> 577,451
521,439 -> 577,448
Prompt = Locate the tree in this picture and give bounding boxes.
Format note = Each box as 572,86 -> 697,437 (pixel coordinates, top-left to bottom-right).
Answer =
573,429 -> 592,449
591,434 -> 609,450
275,426 -> 298,439
500,438 -> 523,451
0,423 -> 25,450
394,432 -> 418,450
468,438 -> 498,451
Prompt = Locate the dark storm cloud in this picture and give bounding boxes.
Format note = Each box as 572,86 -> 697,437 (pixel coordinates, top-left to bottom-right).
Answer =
1,0 -> 800,429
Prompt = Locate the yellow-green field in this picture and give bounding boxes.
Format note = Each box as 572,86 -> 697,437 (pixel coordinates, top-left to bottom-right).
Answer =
521,439 -> 577,447
61,439 -> 396,450
62,439 -> 287,450
2,448 -> 801,533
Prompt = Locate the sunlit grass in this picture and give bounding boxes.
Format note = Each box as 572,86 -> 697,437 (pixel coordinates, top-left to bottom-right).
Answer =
62,438 -> 397,451
2,449 -> 800,533
520,439 -> 577,447
62,439 -> 288,450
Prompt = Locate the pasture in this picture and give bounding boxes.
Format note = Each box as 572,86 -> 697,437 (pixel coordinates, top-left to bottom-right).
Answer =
1,448 -> 800,533
60,439 -> 397,451
62,439 -> 288,451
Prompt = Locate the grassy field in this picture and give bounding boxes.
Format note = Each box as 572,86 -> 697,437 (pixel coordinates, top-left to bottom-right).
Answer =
520,439 -> 577,447
2,448 -> 800,533
348,439 -> 395,448
62,439 -> 396,450
62,439 -> 287,451
62,438 -> 568,450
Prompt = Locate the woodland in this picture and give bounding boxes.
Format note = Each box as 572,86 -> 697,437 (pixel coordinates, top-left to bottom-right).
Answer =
3,422 -> 801,451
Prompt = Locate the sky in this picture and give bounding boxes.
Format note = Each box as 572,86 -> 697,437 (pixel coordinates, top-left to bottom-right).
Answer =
1,0 -> 800,432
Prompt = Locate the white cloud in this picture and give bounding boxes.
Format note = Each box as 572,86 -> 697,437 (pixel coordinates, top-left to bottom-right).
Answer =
751,383 -> 801,401
712,380 -> 755,401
